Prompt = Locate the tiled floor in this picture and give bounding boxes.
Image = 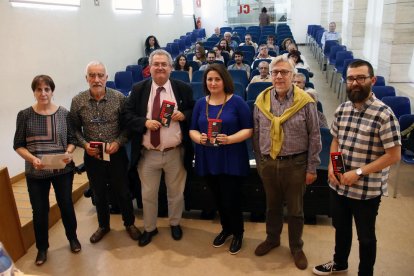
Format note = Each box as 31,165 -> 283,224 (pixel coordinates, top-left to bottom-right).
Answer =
14,45 -> 414,276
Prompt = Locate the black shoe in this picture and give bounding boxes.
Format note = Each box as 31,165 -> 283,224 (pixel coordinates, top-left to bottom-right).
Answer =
35,250 -> 47,266
138,229 -> 158,247
90,227 -> 110,243
229,235 -> 243,255
69,238 -> 82,253
323,64 -> 327,71
213,231 -> 232,248
313,260 -> 348,275
170,225 -> 183,240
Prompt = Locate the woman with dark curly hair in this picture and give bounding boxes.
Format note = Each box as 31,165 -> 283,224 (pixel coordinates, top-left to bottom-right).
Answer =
144,35 -> 160,57
174,54 -> 193,81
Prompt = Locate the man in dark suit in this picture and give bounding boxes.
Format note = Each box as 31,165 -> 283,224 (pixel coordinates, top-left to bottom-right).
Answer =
122,49 -> 194,247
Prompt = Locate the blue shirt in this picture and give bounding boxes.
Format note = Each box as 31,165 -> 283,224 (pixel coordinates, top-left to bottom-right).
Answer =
190,95 -> 253,176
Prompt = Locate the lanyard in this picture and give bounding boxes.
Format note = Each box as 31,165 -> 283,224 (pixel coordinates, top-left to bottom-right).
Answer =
205,94 -> 227,120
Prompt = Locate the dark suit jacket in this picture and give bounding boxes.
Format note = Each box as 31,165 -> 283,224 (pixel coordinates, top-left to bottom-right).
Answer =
122,78 -> 194,172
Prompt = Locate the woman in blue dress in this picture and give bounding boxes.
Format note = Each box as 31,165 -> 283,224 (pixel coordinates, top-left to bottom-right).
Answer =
189,64 -> 253,255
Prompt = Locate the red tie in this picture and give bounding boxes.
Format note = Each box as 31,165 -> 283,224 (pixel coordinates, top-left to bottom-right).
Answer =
151,86 -> 163,148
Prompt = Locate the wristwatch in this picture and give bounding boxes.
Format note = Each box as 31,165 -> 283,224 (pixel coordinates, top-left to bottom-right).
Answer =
356,168 -> 363,177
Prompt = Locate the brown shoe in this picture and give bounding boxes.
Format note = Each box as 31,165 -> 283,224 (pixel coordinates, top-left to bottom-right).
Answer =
292,250 -> 308,270
126,225 -> 142,240
254,240 -> 280,256
90,227 -> 110,243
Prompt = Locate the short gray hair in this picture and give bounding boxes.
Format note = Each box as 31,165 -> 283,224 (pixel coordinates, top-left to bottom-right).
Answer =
224,31 -> 232,37
149,49 -> 173,67
269,55 -> 296,73
85,61 -> 107,76
294,72 -> 306,81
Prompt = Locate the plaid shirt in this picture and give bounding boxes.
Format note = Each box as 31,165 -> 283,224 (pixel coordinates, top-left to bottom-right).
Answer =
330,94 -> 401,200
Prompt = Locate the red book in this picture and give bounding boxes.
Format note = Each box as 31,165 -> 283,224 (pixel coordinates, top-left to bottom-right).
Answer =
206,119 -> 222,147
330,152 -> 346,175
159,100 -> 175,127
89,142 -> 109,161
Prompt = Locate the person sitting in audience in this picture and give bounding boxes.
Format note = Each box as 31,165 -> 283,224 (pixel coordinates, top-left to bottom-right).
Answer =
288,50 -> 311,72
281,37 -> 294,51
227,51 -> 251,79
224,31 -> 239,51
174,54 -> 193,81
218,38 -> 233,57
145,35 -> 160,57
211,27 -> 222,39
283,44 -> 310,72
239,33 -> 258,52
14,75 -> 81,266
193,45 -> 207,65
255,44 -> 273,60
249,61 -> 272,84
266,35 -> 279,54
213,46 -> 225,63
321,21 -> 341,49
199,51 -> 217,70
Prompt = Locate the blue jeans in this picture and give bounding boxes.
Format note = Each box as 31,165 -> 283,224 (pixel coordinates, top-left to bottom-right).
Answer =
26,172 -> 77,251
331,189 -> 381,276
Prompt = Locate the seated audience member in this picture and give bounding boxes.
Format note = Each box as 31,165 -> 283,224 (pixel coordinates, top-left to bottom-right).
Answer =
288,50 -> 311,72
321,22 -> 341,49
227,51 -> 251,79
281,37 -> 294,51
254,44 -> 273,62
224,31 -> 239,50
193,45 -> 207,65
212,46 -> 225,63
211,27 -> 222,39
266,35 -> 279,55
145,35 -> 160,57
283,44 -> 310,71
174,54 -> 193,81
249,61 -> 272,84
199,51 -> 217,70
239,33 -> 258,52
307,92 -> 328,128
218,38 -> 233,57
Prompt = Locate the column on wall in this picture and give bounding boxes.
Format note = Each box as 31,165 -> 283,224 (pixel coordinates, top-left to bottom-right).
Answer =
378,0 -> 414,82
341,0 -> 368,58
327,0 -> 343,31
321,0 -> 328,26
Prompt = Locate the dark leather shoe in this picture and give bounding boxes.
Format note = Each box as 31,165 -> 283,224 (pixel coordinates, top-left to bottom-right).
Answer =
213,231 -> 232,247
126,225 -> 142,241
292,250 -> 308,270
229,235 -> 243,255
69,238 -> 81,253
90,227 -> 110,243
170,225 -> 183,241
138,229 -> 158,247
254,240 -> 280,256
35,250 -> 47,266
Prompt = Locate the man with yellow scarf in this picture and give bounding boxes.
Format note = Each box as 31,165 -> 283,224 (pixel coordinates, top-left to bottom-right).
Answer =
252,56 -> 322,270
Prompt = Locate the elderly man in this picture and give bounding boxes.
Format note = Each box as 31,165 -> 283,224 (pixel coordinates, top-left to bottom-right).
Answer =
122,49 -> 194,247
253,56 -> 321,270
255,44 -> 272,60
227,51 -> 251,79
313,60 -> 401,276
211,27 -> 221,39
321,22 -> 341,49
70,61 -> 141,244
249,61 -> 272,84
239,33 -> 258,52
224,31 -> 239,50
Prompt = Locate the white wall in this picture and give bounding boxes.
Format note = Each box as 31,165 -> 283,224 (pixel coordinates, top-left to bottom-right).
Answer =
290,0 -> 322,44
0,1 -> 194,177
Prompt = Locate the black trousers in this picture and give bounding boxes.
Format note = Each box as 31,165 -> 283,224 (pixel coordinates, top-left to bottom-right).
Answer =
331,189 -> 381,276
27,172 -> 77,251
206,174 -> 244,237
84,147 -> 135,228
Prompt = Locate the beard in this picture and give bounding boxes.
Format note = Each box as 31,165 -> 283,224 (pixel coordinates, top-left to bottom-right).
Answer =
346,82 -> 372,103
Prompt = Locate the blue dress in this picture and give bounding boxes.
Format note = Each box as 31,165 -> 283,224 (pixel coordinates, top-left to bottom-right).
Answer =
190,95 -> 253,176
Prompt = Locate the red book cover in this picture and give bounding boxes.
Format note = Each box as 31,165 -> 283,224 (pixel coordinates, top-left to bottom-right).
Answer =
330,152 -> 346,175
206,119 -> 222,147
89,142 -> 109,161
159,100 -> 175,127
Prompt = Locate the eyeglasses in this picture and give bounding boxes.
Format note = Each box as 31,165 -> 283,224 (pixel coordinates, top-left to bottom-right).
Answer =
346,75 -> 371,84
271,70 -> 291,77
88,73 -> 106,79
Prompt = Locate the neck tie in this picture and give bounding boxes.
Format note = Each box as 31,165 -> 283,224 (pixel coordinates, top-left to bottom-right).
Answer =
151,86 -> 163,148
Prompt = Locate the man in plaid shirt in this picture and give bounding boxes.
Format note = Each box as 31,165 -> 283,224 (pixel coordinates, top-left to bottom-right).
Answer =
313,60 -> 401,276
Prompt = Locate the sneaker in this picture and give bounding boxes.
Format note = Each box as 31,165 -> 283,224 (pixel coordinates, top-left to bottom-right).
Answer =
313,260 -> 348,275
213,231 -> 232,248
229,235 -> 243,255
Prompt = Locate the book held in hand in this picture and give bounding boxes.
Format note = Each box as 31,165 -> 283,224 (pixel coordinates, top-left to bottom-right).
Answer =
330,152 -> 346,175
206,118 -> 222,147
89,141 -> 110,161
159,100 -> 175,127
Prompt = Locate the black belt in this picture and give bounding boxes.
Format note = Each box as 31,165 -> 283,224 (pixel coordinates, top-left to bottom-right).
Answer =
262,151 -> 307,161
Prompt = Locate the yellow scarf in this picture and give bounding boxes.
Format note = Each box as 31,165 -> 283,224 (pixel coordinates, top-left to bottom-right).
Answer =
255,85 -> 314,159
